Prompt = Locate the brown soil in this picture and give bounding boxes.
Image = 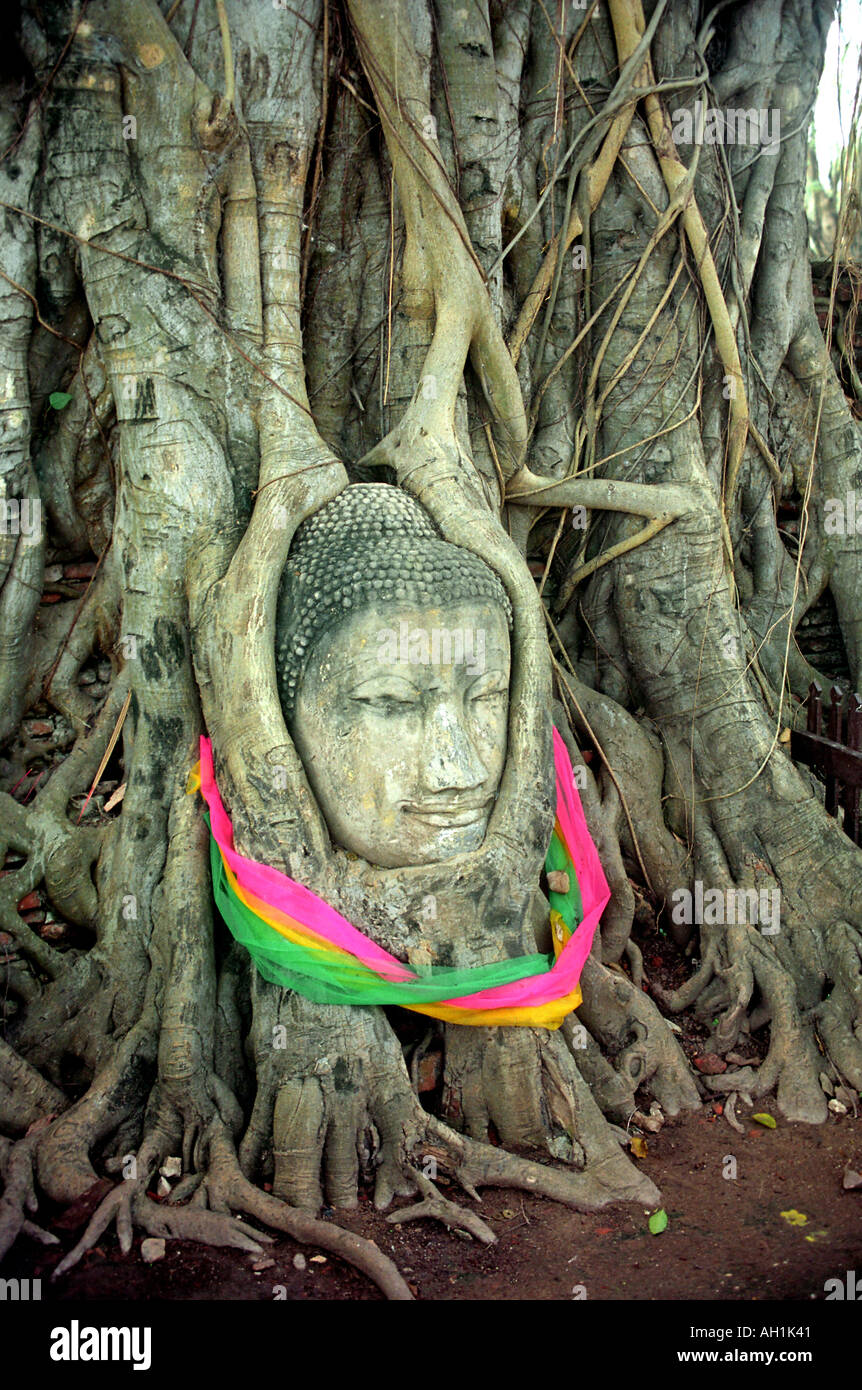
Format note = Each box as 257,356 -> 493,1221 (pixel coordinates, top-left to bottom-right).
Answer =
8,1109 -> 861,1301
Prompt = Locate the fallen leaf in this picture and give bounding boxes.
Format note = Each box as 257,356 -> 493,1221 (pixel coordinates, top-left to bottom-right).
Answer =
103,782 -> 126,812
49,391 -> 73,410
780,1209 -> 807,1226
648,1209 -> 668,1236
752,1112 -> 777,1128
630,1136 -> 648,1159
842,1168 -> 862,1190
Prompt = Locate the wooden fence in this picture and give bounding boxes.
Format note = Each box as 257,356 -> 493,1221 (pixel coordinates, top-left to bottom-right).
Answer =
790,683 -> 862,846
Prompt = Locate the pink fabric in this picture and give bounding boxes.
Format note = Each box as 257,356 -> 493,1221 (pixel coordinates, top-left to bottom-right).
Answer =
198,727 -> 609,1008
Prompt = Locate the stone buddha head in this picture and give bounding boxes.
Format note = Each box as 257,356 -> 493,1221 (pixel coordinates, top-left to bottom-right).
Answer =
275,484 -> 512,869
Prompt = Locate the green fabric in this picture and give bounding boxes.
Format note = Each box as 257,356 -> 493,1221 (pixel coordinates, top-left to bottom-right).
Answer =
208,822 -> 556,1005
545,826 -> 583,931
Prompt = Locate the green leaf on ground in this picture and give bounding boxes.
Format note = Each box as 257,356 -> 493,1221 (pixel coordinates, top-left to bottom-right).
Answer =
49,392 -> 73,410
752,1112 -> 777,1128
648,1209 -> 668,1235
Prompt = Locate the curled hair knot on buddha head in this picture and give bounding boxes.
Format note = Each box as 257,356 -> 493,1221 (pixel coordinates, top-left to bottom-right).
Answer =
275,483 -> 512,721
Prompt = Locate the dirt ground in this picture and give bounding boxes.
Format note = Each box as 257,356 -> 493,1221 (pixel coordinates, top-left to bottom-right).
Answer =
7,1107 -> 860,1302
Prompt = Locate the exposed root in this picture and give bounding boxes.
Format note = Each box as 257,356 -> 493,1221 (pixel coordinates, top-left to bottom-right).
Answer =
387,1171 -> 497,1246
0,1130 -> 40,1263
424,1114 -> 661,1210
724,1093 -> 745,1134
205,1126 -> 414,1301
51,1178 -> 270,1280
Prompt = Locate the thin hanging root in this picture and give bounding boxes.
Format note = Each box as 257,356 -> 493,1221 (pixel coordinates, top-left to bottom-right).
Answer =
205,1128 -> 413,1300
607,0 -> 749,527
387,1172 -> 497,1246
557,514 -> 675,607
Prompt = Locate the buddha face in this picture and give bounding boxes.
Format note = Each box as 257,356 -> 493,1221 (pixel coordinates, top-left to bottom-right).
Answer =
290,599 -> 510,868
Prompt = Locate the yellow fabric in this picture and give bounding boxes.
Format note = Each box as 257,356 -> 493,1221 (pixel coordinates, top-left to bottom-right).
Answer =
194,760 -> 581,1027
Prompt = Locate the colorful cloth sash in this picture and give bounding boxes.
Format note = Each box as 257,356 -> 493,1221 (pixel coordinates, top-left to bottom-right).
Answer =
187,728 -> 609,1028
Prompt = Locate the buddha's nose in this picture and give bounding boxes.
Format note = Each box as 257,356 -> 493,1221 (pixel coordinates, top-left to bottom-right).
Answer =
421,701 -> 488,793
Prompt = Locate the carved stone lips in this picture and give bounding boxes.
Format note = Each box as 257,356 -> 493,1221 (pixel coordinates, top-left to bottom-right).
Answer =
404,800 -> 492,827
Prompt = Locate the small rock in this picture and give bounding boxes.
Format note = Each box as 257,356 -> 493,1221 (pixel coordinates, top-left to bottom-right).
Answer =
156,1176 -> 171,1198
309,1254 -> 327,1264
26,720 -> 53,738
842,1168 -> 862,1190
292,1253 -> 307,1271
694,1052 -> 727,1075
546,870 -> 570,894
141,1238 -> 166,1263
251,1258 -> 275,1272
44,565 -> 64,583
828,1099 -> 848,1116
819,1072 -> 834,1095
160,1156 -> 182,1179
834,1086 -> 856,1108
17,891 -> 40,912
416,1052 -> 442,1093
726,1051 -> 758,1068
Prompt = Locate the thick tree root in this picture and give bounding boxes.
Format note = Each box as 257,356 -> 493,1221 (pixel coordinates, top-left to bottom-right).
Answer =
0,1130 -> 41,1263
204,1128 -> 413,1300
424,1114 -> 661,1210
51,1180 -> 270,1280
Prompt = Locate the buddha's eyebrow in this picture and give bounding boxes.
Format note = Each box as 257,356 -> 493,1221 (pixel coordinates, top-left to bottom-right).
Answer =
347,675 -> 422,697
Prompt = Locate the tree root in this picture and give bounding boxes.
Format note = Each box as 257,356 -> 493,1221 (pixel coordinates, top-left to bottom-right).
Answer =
423,1114 -> 660,1210
387,1171 -> 497,1245
204,1126 -> 414,1300
0,1130 -> 41,1263
51,1179 -> 271,1280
